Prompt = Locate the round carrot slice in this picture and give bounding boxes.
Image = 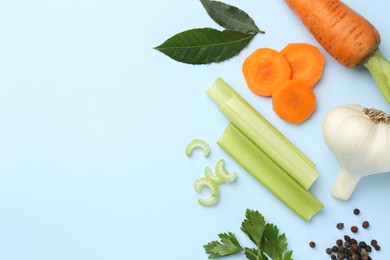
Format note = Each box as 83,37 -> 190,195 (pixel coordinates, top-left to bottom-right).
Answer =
272,79 -> 316,124
281,43 -> 325,88
242,48 -> 292,97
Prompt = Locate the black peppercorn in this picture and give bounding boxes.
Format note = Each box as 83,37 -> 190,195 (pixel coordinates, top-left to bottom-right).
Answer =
351,243 -> 359,252
366,245 -> 372,252
309,241 -> 316,248
337,252 -> 344,259
371,239 -> 378,247
336,222 -> 344,229
362,220 -> 369,229
359,241 -> 367,248
336,239 -> 343,246
374,244 -> 381,251
326,248 -> 332,255
353,208 -> 360,215
351,226 -> 358,233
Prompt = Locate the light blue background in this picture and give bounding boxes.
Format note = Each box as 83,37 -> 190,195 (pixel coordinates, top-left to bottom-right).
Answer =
0,0 -> 389,259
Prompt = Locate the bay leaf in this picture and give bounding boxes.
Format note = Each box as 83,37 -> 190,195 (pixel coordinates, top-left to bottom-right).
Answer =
154,28 -> 255,65
200,0 -> 264,34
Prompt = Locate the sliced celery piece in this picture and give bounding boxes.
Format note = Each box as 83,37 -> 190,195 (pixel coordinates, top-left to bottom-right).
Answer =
194,177 -> 220,206
185,139 -> 210,157
204,166 -> 224,184
220,96 -> 318,189
215,159 -> 237,183
217,123 -> 323,221
206,77 -> 315,168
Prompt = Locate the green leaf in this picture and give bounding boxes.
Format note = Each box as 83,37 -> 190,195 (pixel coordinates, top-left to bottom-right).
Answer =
154,28 -> 255,64
241,209 -> 265,248
203,209 -> 293,259
244,248 -> 268,260
283,250 -> 293,260
204,232 -> 244,259
261,224 -> 290,260
200,0 -> 264,34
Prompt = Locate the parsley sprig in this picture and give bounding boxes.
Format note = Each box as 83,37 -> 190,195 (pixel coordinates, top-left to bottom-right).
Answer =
204,209 -> 293,260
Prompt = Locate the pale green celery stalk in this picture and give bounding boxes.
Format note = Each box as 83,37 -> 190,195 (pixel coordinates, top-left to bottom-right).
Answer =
206,77 -> 315,169
220,96 -> 318,190
218,123 -> 323,221
363,50 -> 390,104
206,77 -> 318,189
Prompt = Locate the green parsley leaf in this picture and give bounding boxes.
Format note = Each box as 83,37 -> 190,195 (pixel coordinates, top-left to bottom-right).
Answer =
203,232 -> 244,259
261,224 -> 291,260
241,209 -> 265,248
244,248 -> 268,260
283,250 -> 293,260
203,209 -> 293,260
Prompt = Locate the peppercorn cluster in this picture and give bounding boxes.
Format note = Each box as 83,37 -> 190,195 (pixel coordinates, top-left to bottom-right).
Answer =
325,235 -> 380,259
310,208 -> 381,259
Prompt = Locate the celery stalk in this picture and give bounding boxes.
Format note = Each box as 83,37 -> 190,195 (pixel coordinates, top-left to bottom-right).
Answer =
206,77 -> 318,189
218,123 -> 323,221
220,96 -> 318,189
206,77 -> 315,169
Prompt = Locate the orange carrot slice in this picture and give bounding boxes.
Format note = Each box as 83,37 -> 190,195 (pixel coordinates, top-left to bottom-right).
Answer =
242,48 -> 291,97
285,0 -> 380,68
272,79 -> 316,124
281,43 -> 325,88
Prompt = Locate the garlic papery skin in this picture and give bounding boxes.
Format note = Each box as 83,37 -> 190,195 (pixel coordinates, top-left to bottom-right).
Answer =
322,104 -> 390,200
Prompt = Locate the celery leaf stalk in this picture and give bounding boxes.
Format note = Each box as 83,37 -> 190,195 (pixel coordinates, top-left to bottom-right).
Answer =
218,124 -> 323,221
363,50 -> 390,104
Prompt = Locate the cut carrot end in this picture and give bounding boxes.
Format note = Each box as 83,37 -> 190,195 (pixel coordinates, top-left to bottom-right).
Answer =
272,79 -> 317,124
242,48 -> 291,96
281,43 -> 325,88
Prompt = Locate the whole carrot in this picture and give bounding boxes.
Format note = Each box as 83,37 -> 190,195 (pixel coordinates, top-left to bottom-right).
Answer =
285,0 -> 390,104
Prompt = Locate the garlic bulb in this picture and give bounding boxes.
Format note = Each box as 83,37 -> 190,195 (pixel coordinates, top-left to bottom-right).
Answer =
322,104 -> 390,200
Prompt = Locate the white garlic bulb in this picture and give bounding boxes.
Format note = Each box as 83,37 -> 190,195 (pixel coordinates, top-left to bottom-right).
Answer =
323,104 -> 390,200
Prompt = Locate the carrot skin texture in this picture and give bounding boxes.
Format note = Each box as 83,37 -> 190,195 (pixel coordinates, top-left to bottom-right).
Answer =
285,0 -> 380,68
